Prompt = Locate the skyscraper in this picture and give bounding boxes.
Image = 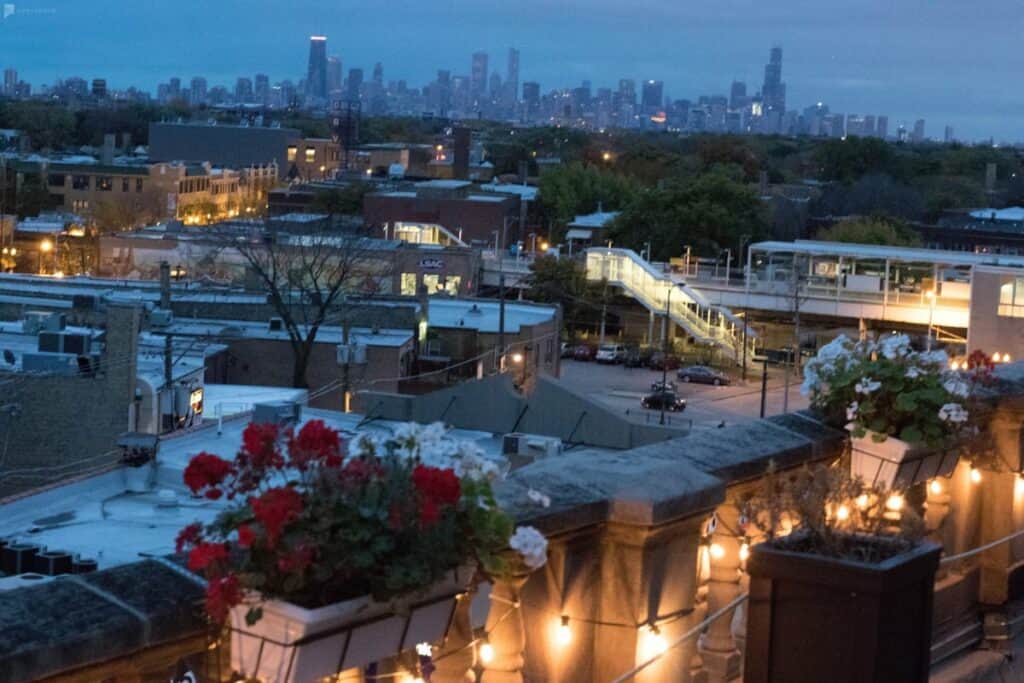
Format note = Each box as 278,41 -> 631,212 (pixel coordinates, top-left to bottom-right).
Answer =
306,35 -> 328,101
640,80 -> 664,114
327,56 -> 342,94
506,48 -> 520,105
470,51 -> 489,102
522,81 -> 540,119
729,81 -> 747,110
235,77 -> 253,103
944,125 -> 955,143
876,116 -> 889,139
254,74 -> 270,106
3,69 -> 16,96
372,62 -> 383,86
189,77 -> 207,105
761,46 -> 786,113
912,119 -> 926,142
346,68 -> 363,103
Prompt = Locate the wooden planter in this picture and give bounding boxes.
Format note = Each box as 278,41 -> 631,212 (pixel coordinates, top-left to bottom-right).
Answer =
744,539 -> 941,683
850,432 -> 958,489
229,565 -> 473,682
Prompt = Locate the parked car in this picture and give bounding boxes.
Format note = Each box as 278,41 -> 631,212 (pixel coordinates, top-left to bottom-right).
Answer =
573,344 -> 597,362
640,390 -> 687,412
560,342 -> 575,359
648,352 -> 681,371
623,347 -> 651,368
595,343 -> 627,364
651,380 -> 677,392
677,365 -> 731,386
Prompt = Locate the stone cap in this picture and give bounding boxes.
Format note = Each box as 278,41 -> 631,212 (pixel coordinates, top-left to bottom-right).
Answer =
0,558 -> 206,683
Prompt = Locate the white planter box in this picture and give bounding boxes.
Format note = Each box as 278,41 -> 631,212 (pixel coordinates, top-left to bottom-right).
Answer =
230,565 -> 473,682
121,462 -> 154,492
850,432 -> 959,489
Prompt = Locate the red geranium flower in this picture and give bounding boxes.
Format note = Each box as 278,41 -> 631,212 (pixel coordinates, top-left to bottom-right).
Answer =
412,465 -> 461,506
175,522 -> 203,554
205,573 -> 242,623
183,453 -> 234,498
238,422 -> 285,471
419,498 -> 440,527
237,524 -> 255,549
287,420 -> 343,470
188,542 -> 229,573
277,542 -> 317,574
251,487 -> 304,547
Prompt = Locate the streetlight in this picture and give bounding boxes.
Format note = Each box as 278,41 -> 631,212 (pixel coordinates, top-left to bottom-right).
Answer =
661,283 -> 684,425
925,289 -> 936,351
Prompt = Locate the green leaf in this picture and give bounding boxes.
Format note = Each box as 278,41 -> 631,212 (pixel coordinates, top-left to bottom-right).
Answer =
899,425 -> 923,444
245,606 -> 263,626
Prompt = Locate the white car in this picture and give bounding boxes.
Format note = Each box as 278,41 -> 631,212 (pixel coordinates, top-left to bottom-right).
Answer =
595,344 -> 627,364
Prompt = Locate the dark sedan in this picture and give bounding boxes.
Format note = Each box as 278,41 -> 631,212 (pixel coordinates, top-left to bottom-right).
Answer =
677,365 -> 731,385
640,391 -> 687,412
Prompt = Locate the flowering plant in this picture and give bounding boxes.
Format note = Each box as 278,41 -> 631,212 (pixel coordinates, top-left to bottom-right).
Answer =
177,420 -> 547,624
801,334 -> 972,446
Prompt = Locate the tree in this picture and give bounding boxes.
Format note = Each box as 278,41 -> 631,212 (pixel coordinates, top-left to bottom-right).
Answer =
537,162 -> 641,230
814,137 -> 897,182
815,217 -> 922,246
525,255 -> 607,339
92,198 -> 137,232
312,183 -> 371,217
224,223 -> 390,389
606,170 -> 769,260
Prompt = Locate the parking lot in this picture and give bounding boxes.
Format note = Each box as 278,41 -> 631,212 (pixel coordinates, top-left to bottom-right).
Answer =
559,359 -> 809,431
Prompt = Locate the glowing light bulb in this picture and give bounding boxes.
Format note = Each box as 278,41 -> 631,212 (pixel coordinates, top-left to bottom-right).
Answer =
1016,475 -> 1024,497
855,494 -> 870,510
479,641 -> 494,664
929,479 -> 942,496
835,504 -> 850,521
949,360 -> 960,371
971,467 -> 982,484
1005,354 -> 1013,363
885,494 -> 904,512
709,542 -> 725,560
739,541 -> 750,562
993,352 -> 1002,363
645,625 -> 668,657
415,642 -> 432,657
557,615 -> 572,646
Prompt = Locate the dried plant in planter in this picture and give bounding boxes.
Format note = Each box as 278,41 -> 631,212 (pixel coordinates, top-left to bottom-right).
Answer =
743,462 -> 925,564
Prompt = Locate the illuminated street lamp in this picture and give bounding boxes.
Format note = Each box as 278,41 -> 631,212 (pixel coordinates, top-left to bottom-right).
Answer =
601,151 -> 612,162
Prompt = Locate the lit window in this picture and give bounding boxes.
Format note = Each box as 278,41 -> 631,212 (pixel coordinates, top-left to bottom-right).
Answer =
998,278 -> 1024,318
287,146 -> 298,162
96,176 -> 113,191
305,148 -> 316,163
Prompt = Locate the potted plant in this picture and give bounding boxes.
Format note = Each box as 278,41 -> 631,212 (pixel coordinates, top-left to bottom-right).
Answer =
801,334 -> 972,488
742,464 -> 941,683
176,420 -> 548,683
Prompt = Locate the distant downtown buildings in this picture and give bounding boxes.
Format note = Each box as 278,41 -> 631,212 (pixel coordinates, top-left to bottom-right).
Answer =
2,39 -> 954,143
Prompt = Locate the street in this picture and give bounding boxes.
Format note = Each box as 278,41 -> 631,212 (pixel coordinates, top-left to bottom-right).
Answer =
558,359 -> 810,431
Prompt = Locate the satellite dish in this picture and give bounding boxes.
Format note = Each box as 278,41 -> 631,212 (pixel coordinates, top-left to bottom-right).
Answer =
2,349 -> 14,365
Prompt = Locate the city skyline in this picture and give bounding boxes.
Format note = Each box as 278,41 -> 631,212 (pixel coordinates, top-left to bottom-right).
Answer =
0,0 -> 1020,141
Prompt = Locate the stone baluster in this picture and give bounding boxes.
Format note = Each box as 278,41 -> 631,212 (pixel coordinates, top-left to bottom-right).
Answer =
480,574 -> 530,683
925,475 -> 953,579
698,509 -> 743,683
432,591 -> 478,683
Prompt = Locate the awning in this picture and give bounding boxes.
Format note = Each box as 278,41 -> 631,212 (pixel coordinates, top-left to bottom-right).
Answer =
565,228 -> 594,241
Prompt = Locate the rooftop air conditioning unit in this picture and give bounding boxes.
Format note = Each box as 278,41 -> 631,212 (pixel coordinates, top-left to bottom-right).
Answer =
42,313 -> 66,332
268,317 -> 284,332
72,294 -> 98,310
337,343 -> 367,365
21,352 -> 79,375
37,331 -> 91,355
22,311 -> 54,335
150,308 -> 173,327
252,400 -> 302,428
502,433 -> 564,460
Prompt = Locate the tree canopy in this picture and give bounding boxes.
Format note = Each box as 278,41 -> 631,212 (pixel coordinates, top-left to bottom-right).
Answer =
815,217 -> 922,247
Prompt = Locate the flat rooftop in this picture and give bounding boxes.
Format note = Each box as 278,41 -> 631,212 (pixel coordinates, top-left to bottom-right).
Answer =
428,298 -> 557,333
751,239 -> 1024,267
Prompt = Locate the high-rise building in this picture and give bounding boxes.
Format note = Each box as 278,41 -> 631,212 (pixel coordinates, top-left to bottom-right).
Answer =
470,51 -> 489,102
3,69 -> 16,96
912,118 -> 926,142
168,77 -> 181,100
729,81 -> 747,110
372,62 -> 383,86
327,56 -> 342,94
189,77 -> 207,105
761,46 -> 786,113
235,77 -> 253,103
876,116 -> 889,139
640,80 -> 663,114
346,68 -> 363,103
863,115 -> 876,137
506,48 -> 520,105
306,35 -> 328,101
91,79 -> 107,98
254,74 -> 270,105
522,81 -> 540,119
944,125 -> 955,143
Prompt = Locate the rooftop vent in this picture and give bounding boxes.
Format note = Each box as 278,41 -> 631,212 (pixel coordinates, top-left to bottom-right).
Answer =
252,400 -> 302,428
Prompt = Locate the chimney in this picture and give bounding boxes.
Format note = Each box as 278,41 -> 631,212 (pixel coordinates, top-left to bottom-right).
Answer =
159,261 -> 171,309
100,133 -> 116,164
453,127 -> 471,180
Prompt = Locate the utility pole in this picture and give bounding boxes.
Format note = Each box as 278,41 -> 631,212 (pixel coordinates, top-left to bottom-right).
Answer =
341,320 -> 351,412
741,315 -> 748,382
164,333 -> 175,428
498,272 -> 506,371
782,256 -> 804,414
760,358 -> 769,418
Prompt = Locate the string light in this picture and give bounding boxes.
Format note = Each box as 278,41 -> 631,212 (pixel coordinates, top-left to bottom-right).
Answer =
971,467 -> 982,484
885,494 -> 904,512
835,504 -> 850,521
856,494 -> 870,510
1016,475 -> 1024,497
993,352 -> 1003,363
642,624 -> 668,658
415,642 -> 432,657
1005,354 -> 1013,363
709,542 -> 725,560
479,641 -> 494,664
929,479 -> 943,496
556,615 -> 572,646
739,540 -> 750,562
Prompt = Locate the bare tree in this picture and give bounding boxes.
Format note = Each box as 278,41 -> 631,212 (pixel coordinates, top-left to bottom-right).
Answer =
225,223 -> 392,390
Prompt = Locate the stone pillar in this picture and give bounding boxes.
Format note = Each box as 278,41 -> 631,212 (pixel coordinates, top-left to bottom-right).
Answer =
698,508 -> 743,683
432,592 -> 477,683
981,402 -> 1024,605
925,477 -> 954,580
481,574 -> 530,683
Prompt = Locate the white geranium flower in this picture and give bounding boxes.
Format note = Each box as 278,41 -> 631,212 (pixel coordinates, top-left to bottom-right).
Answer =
943,377 -> 971,398
938,403 -> 969,424
846,401 -> 859,421
880,334 -> 912,360
817,335 -> 853,362
855,377 -> 881,394
905,366 -> 923,379
509,526 -> 549,570
920,350 -> 949,367
527,488 -> 551,508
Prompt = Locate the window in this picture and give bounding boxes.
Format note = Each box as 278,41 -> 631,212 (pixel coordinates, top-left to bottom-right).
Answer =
136,178 -> 144,193
47,173 -> 65,187
72,175 -> 90,190
287,146 -> 297,162
401,272 -> 418,295
96,176 -> 113,191
121,178 -> 130,192
424,274 -> 461,295
999,278 -> 1024,318
304,148 -> 316,163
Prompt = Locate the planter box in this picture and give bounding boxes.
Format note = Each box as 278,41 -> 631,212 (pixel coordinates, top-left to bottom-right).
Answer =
850,432 -> 958,489
744,539 -> 941,683
229,565 -> 473,682
121,461 -> 155,493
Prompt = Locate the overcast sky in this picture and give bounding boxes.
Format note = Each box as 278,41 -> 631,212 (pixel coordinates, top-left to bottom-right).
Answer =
2,0 -> 1020,141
